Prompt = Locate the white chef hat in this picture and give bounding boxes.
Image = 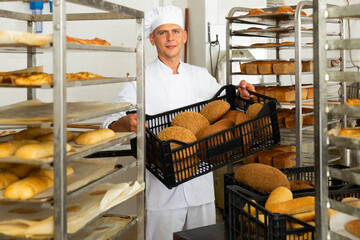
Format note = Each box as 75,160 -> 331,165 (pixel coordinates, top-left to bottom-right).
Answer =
144,5 -> 184,38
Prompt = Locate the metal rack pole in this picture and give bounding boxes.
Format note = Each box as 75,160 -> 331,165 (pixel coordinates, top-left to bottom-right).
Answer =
26,21 -> 36,100
52,0 -> 68,239
136,17 -> 145,240
313,0 -> 329,239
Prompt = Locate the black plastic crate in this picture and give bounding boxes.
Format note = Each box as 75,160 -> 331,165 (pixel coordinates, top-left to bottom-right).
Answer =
131,85 -> 280,189
227,185 -> 315,240
224,165 -> 357,215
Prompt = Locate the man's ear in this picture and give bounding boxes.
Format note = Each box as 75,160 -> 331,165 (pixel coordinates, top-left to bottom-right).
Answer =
183,31 -> 188,44
149,33 -> 155,46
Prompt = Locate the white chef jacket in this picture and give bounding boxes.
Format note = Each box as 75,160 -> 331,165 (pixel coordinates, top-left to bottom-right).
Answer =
103,58 -> 222,211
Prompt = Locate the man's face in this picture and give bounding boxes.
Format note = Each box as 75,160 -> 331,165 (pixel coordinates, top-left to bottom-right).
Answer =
149,24 -> 187,61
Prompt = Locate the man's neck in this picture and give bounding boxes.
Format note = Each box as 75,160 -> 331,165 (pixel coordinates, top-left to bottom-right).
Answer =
158,56 -> 181,74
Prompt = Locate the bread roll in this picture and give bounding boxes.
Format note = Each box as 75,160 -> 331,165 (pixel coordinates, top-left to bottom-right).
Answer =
0,140 -> 38,157
199,100 -> 230,124
13,128 -> 53,140
35,131 -> 75,142
0,172 -> 19,189
273,152 -> 296,168
171,111 -> 210,136
234,163 -> 290,192
6,163 -> 40,178
265,186 -> 293,209
345,219 -> 360,238
157,126 -> 198,181
14,141 -> 72,159
266,196 -> 315,214
4,175 -> 53,199
74,128 -> 115,145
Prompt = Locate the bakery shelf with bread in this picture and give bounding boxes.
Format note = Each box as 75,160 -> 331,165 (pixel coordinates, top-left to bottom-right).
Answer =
130,85 -> 280,189
328,127 -> 360,152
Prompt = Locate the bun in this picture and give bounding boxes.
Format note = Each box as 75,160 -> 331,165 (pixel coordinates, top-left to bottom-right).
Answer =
0,140 -> 38,157
267,196 -> 315,214
273,6 -> 294,14
171,111 -> 210,135
157,126 -> 198,180
14,141 -> 72,159
0,172 -> 19,189
265,186 -> 293,209
13,128 -> 53,140
200,100 -> 230,124
234,163 -> 290,192
345,219 -> 360,238
35,131 -> 75,142
74,128 -> 115,145
247,8 -> 265,15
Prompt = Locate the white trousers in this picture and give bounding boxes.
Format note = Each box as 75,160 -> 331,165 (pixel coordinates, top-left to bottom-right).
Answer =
146,202 -> 216,240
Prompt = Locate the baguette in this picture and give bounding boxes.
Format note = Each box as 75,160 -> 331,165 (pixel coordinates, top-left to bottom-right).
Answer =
291,211 -> 315,222
13,127 -> 53,140
0,172 -> 19,189
28,166 -> 74,180
74,128 -> 115,145
267,196 -> 315,214
265,186 -> 293,209
14,141 -> 72,159
34,131 -> 75,142
3,175 -> 53,199
0,140 -> 38,157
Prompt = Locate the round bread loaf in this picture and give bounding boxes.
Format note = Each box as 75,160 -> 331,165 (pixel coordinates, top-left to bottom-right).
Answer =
171,111 -> 210,136
196,123 -> 233,164
213,119 -> 234,129
200,100 -> 230,124
220,110 -> 242,125
234,163 -> 290,192
157,126 -> 198,181
246,103 -> 263,119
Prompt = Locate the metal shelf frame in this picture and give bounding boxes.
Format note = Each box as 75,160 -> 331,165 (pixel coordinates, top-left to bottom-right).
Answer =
314,1 -> 360,239
0,1 -> 145,240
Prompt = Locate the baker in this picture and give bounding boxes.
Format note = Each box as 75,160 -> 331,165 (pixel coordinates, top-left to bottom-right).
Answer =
103,5 -> 255,239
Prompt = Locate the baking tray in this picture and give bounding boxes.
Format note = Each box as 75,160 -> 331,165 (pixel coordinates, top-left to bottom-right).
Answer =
232,28 -> 314,38
131,85 -> 280,189
0,99 -> 135,125
0,131 -> 135,164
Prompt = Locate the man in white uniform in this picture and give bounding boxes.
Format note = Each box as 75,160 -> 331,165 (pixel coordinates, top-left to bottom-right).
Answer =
103,5 -> 254,240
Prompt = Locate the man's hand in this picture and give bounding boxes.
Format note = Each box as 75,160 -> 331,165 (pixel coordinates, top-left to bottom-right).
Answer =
238,80 -> 256,99
110,114 -> 138,132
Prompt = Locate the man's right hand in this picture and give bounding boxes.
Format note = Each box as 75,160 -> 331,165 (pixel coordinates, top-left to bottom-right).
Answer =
110,113 -> 137,132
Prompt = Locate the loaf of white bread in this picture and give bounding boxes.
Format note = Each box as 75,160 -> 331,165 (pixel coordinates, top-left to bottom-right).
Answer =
4,166 -> 74,199
74,128 -> 115,145
254,85 -> 313,102
240,60 -> 313,75
14,141 -> 72,159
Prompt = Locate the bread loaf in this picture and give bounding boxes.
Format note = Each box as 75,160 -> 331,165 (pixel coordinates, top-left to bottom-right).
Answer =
6,163 -> 40,178
245,62 -> 260,75
213,119 -> 234,129
345,219 -> 360,238
291,211 -> 315,222
302,61 -> 313,72
277,109 -> 292,128
266,196 -> 315,214
13,127 -> 53,140
247,8 -> 265,15
265,186 -> 293,209
339,128 -> 360,138
273,61 -> 295,74
258,61 -> 274,74
258,150 -> 283,166
199,100 -> 230,124
273,152 -> 296,168
341,197 -> 360,208
0,172 -> 19,189
3,166 -> 74,199
275,87 -> 295,102
34,131 -> 75,142
157,126 -> 198,181
234,163 -> 290,192
220,110 -> 242,125
246,103 -> 263,119
14,141 -> 72,159
0,140 -> 38,157
74,128 -> 115,145
171,111 -> 210,136
290,180 -> 315,190
4,176 -> 53,199
264,87 -> 276,99
273,6 -> 294,13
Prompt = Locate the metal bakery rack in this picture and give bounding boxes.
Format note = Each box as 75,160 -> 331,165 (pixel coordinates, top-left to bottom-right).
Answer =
314,1 -> 360,239
0,1 -> 145,239
225,2 -> 342,166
